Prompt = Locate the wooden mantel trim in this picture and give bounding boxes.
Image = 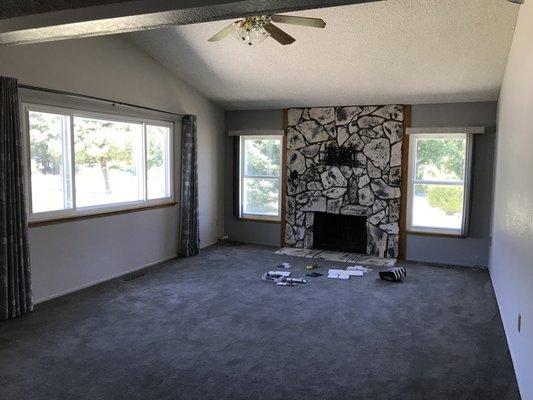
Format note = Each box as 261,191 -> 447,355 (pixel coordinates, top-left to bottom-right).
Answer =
398,105 -> 412,260
280,109 -> 288,247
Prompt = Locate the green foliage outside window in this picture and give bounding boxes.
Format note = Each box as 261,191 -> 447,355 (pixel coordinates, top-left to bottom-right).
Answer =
427,186 -> 463,215
29,112 -> 63,175
416,138 -> 466,181
74,119 -> 135,194
245,179 -> 279,214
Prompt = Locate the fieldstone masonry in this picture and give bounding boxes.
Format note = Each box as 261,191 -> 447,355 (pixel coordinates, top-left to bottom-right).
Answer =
285,105 -> 404,258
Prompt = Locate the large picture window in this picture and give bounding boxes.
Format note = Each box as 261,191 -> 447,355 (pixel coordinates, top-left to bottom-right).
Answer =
239,136 -> 282,221
25,104 -> 174,221
407,133 -> 472,236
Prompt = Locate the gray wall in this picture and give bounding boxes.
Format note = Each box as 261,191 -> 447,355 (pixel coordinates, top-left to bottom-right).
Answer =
224,110 -> 282,246
0,35 -> 225,302
490,2 -> 533,398
407,102 -> 497,266
226,103 -> 496,267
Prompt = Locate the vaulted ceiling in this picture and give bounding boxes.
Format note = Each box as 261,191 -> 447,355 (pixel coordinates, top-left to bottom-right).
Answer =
127,0 -> 519,110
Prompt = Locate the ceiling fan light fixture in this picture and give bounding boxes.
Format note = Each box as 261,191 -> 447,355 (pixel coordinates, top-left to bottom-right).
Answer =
208,14 -> 325,46
231,17 -> 270,46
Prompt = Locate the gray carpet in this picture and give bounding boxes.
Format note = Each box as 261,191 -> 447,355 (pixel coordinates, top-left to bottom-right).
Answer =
0,245 -> 519,400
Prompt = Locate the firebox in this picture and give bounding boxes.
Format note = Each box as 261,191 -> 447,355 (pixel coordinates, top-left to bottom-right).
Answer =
313,212 -> 367,253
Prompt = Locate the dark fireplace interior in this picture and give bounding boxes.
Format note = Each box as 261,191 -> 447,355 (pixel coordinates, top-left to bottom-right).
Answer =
313,212 -> 367,253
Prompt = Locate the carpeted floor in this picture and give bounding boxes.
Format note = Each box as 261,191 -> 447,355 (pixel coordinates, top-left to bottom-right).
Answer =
0,245 -> 519,400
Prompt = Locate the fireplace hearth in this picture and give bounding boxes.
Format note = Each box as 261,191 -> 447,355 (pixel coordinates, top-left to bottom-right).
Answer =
313,212 -> 367,254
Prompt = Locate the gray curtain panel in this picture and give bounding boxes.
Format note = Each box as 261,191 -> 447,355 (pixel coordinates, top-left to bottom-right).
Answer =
0,76 -> 33,320
179,115 -> 200,257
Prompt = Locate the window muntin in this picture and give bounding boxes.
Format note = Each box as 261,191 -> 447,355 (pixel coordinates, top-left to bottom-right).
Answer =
407,133 -> 471,235
146,124 -> 171,200
240,136 -> 282,220
24,104 -> 174,221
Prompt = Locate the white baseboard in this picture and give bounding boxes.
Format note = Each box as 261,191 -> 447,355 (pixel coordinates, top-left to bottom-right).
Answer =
200,240 -> 218,249
34,255 -> 177,304
404,258 -> 486,268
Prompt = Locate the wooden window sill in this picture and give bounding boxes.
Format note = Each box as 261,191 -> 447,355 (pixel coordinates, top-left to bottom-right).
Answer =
237,217 -> 281,224
406,230 -> 467,239
28,202 -> 178,228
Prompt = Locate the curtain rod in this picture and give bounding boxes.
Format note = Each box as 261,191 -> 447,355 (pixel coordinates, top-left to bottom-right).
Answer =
18,84 -> 187,119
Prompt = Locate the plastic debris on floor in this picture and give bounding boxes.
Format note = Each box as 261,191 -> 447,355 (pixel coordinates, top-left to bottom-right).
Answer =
261,270 -> 307,287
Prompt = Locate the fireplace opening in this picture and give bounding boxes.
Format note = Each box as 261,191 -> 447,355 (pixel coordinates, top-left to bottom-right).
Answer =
313,212 -> 367,253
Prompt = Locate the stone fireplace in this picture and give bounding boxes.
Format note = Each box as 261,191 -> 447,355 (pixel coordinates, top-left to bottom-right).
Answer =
284,105 -> 404,258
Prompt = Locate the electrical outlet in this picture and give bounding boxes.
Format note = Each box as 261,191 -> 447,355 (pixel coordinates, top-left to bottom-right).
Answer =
518,314 -> 522,333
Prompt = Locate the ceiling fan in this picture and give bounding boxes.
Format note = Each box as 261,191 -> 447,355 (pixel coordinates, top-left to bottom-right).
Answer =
207,14 -> 326,46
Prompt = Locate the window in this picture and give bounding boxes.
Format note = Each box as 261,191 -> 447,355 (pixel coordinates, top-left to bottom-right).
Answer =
25,104 -> 174,221
239,136 -> 282,221
407,133 -> 472,235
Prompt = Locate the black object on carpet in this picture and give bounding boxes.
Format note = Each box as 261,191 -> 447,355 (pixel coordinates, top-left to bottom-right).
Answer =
0,245 -> 519,400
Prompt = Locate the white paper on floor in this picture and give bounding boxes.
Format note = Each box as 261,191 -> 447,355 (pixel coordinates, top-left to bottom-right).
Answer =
329,268 -> 364,277
328,270 -> 350,280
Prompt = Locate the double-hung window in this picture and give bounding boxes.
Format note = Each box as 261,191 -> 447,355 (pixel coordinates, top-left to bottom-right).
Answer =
407,133 -> 473,236
239,135 -> 282,221
24,103 -> 174,221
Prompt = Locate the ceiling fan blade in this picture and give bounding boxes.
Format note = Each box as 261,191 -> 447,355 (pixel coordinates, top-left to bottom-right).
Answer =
271,15 -> 326,28
263,23 -> 295,45
207,22 -> 238,42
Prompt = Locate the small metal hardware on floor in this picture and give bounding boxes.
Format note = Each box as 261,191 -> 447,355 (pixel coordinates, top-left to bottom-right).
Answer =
306,263 -> 318,270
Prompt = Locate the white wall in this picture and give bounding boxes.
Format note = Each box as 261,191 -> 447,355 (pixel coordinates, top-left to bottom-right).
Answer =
0,35 -> 225,302
491,2 -> 533,399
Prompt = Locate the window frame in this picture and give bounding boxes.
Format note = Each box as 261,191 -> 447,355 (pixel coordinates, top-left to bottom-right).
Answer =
406,132 -> 473,236
239,135 -> 283,222
22,102 -> 175,223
